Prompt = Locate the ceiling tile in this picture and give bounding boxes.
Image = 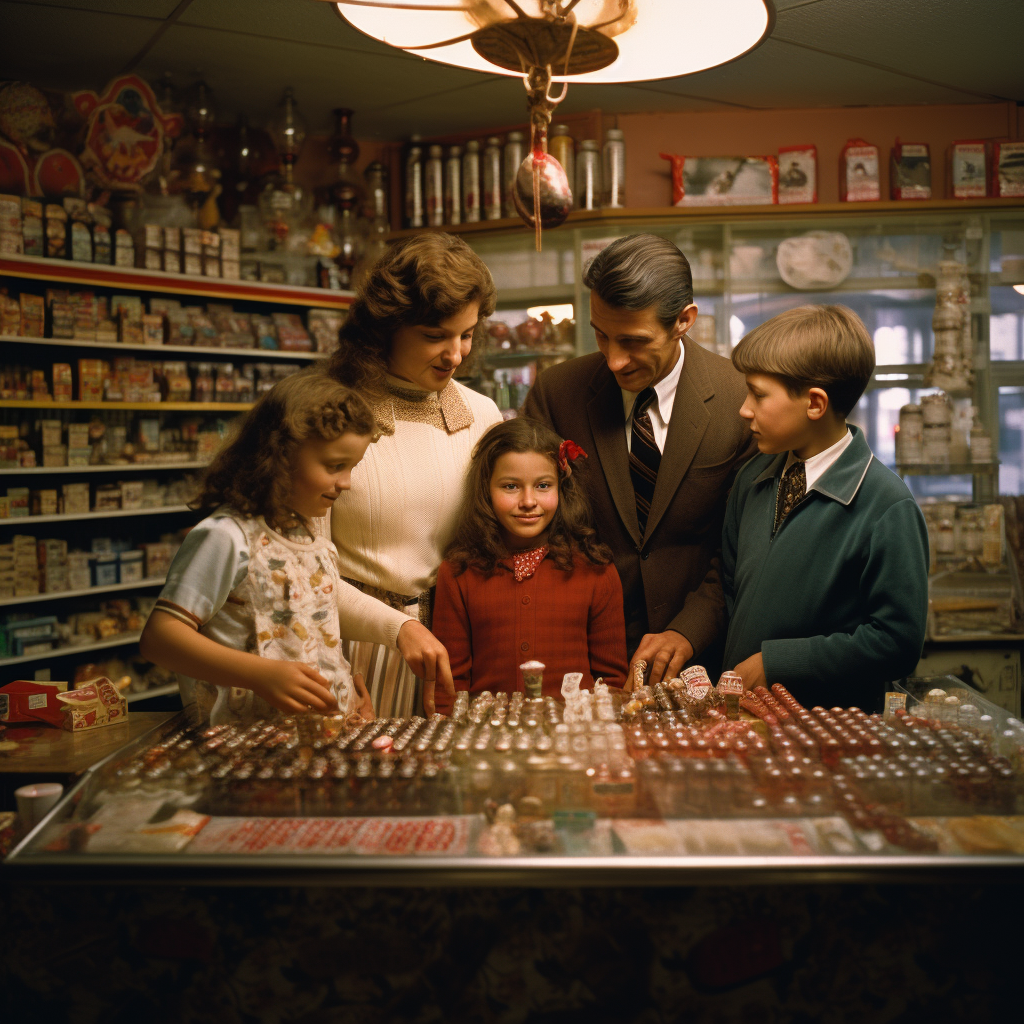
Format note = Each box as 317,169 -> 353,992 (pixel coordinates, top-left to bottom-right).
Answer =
776,0 -> 1024,100
6,0 -> 177,15
0,2 -> 160,91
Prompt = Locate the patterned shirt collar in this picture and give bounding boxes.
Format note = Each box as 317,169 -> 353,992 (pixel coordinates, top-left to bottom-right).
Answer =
375,374 -> 475,436
510,545 -> 549,582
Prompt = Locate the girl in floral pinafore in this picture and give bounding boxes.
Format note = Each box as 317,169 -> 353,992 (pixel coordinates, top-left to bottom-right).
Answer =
139,371 -> 453,726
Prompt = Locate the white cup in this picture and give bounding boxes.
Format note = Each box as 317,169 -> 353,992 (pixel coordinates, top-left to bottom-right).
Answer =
15,782 -> 64,830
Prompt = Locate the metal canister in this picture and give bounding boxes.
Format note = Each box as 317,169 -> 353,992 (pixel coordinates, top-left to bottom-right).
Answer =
549,124 -> 575,203
483,136 -> 503,220
444,144 -> 462,225
602,127 -> 626,208
404,138 -> 423,228
425,144 -> 444,227
502,130 -> 526,218
576,139 -> 601,211
462,140 -> 481,223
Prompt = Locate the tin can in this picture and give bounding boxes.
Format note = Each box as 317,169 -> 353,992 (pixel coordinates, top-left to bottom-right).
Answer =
405,139 -> 424,228
576,140 -> 601,210
483,136 -> 503,220
462,140 -> 481,223
444,144 -> 462,225
549,124 -> 575,203
602,127 -> 626,208
897,404 -> 924,464
425,144 -> 444,227
502,131 -> 526,219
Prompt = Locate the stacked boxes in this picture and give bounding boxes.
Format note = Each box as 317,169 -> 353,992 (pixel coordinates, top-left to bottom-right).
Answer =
21,198 -> 43,256
0,194 -> 23,254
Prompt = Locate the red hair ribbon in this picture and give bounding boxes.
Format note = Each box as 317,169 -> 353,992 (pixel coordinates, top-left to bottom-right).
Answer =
557,439 -> 588,476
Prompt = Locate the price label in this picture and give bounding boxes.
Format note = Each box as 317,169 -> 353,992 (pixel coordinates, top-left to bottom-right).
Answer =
718,677 -> 744,696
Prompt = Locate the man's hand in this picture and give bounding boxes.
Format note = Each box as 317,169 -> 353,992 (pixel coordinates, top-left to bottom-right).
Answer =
396,619 -> 455,716
249,661 -> 339,715
627,631 -> 694,689
353,671 -> 375,721
732,652 -> 766,691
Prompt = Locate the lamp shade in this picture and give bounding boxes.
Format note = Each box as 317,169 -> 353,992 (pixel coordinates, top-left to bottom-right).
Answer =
332,0 -> 773,83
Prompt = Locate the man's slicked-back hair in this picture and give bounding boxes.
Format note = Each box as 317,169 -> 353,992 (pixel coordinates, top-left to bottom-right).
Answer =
582,233 -> 694,327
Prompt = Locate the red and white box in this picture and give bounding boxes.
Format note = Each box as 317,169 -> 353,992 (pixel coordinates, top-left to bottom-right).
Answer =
840,139 -> 880,201
660,154 -> 778,207
993,141 -> 1024,198
0,679 -> 67,727
56,677 -> 127,731
948,141 -> 988,198
777,145 -> 817,204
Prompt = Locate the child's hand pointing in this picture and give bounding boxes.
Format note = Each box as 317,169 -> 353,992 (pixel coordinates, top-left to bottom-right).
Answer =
396,620 -> 455,716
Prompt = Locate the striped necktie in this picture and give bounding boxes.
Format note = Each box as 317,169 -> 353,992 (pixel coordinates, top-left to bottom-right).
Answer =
629,386 -> 661,537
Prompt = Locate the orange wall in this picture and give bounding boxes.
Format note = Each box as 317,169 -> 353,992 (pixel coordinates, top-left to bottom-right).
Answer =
617,102 -> 1020,208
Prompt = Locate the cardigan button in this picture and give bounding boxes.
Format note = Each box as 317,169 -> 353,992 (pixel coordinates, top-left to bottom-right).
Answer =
522,595 -> 531,605
520,641 -> 530,652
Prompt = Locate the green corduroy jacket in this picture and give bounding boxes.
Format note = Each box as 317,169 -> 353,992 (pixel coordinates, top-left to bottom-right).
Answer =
722,426 -> 929,710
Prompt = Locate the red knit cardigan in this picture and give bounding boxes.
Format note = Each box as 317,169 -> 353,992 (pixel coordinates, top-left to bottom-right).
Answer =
432,553 -> 628,705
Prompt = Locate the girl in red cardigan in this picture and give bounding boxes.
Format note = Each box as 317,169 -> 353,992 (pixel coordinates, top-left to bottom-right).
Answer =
433,417 -> 628,707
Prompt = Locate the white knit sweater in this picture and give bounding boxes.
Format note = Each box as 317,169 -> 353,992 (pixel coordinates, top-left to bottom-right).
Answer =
331,378 -> 503,598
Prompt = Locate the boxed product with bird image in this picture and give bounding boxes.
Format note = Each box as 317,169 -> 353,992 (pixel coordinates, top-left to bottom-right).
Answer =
661,154 -> 778,207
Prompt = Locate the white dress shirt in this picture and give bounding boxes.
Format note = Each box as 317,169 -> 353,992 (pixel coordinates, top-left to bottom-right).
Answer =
784,428 -> 854,490
622,341 -> 685,454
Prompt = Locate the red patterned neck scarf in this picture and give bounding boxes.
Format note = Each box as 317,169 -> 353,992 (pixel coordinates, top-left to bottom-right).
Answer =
511,546 -> 548,583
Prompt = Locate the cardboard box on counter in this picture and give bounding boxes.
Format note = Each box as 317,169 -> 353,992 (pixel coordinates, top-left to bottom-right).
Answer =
56,677 -> 126,731
0,679 -> 68,727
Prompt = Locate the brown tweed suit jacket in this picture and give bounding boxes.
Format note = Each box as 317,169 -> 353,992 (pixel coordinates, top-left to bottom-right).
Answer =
523,339 -> 756,659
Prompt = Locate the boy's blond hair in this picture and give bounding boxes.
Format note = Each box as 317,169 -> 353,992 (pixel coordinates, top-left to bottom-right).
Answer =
731,304 -> 875,416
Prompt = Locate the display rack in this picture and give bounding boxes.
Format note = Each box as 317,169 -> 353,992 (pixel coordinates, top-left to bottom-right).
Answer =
2,255 -> 349,696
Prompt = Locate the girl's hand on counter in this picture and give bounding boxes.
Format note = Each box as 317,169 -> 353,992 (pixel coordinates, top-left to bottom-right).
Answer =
732,652 -> 766,691
353,672 -> 376,721
250,661 -> 340,715
396,620 -> 455,716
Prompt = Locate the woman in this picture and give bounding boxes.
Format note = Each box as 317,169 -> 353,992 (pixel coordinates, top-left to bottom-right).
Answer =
325,232 -> 503,716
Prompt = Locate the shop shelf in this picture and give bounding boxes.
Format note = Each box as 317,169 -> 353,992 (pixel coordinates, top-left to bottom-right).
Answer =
0,577 -> 166,608
897,462 -> 1000,476
0,253 -> 354,309
0,400 -> 252,412
0,334 -> 324,362
125,683 -> 180,704
0,632 -> 143,668
0,506 -> 192,527
729,274 -> 933,294
3,462 -> 208,475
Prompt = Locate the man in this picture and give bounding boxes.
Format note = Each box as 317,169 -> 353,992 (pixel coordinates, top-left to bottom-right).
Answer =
523,233 -> 755,686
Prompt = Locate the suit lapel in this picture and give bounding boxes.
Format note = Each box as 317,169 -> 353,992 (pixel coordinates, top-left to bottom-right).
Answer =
643,340 -> 712,541
587,364 -> 640,545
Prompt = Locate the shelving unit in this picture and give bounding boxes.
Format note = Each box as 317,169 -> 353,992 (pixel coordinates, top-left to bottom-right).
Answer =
2,334 -> 324,362
1,255 -> 348,692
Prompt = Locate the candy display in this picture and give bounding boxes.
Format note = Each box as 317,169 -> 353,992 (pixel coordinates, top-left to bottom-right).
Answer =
16,674 -> 1024,862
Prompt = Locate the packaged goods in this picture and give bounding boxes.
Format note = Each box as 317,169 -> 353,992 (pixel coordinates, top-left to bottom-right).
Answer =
114,229 -> 134,267
19,293 -> 44,337
56,677 -> 127,731
661,153 -> 777,207
839,139 -> 880,201
272,312 -> 311,351
0,679 -> 68,727
45,203 -> 67,258
993,141 -> 1024,198
890,140 -> 932,200
948,141 -> 988,198
778,145 -> 817,204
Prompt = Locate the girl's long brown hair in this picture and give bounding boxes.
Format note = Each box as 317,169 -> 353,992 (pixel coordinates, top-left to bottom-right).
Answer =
445,417 -> 612,576
326,232 -> 497,407
191,370 -> 376,533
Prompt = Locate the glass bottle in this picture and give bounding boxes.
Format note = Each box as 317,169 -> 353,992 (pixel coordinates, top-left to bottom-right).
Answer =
502,131 -> 526,219
549,124 -> 575,204
602,128 -> 626,208
363,160 -> 389,229
576,140 -> 601,211
444,145 -> 462,225
462,140 -> 481,223
405,137 -> 424,228
483,136 -> 503,220
425,145 -> 444,227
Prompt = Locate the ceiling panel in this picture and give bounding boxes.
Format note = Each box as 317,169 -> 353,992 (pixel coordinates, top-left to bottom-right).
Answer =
775,0 -> 1024,100
0,2 -> 159,91
6,0 -> 179,16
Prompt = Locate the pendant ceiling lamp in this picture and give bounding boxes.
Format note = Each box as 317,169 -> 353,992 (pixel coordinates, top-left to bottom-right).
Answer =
329,1 -> 774,243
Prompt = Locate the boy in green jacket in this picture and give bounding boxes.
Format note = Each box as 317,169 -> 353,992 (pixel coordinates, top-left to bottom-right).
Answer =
722,304 -> 929,710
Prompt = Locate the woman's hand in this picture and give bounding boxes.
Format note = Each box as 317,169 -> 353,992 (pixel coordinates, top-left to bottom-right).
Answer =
396,620 -> 455,716
353,671 -> 376,721
732,652 -> 766,691
249,660 -> 339,715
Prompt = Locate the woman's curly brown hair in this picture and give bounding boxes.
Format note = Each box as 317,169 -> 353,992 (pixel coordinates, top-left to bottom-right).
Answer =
191,370 -> 376,533
445,417 -> 612,577
326,232 -> 497,405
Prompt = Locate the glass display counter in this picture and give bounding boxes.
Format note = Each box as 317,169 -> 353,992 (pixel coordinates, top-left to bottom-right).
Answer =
7,680 -> 1024,885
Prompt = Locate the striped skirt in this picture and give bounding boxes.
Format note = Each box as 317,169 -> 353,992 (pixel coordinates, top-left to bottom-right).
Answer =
341,580 -> 430,718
